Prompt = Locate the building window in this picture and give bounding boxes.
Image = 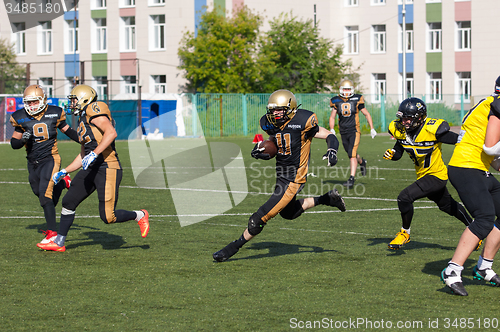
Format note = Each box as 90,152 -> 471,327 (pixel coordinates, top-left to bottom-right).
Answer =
152,75 -> 166,94
122,17 -> 136,52
428,23 -> 442,51
345,0 -> 358,6
12,23 -> 26,55
372,25 -> 386,53
94,18 -> 107,52
150,15 -> 166,50
344,26 -> 359,54
402,73 -> 414,98
456,72 -> 471,103
94,0 -> 106,8
428,72 -> 442,102
372,73 -> 386,103
39,78 -> 53,97
38,21 -> 52,54
399,23 -> 413,52
456,21 -> 471,51
120,0 -> 135,6
371,0 -> 386,5
398,0 -> 414,3
149,0 -> 165,5
123,76 -> 137,94
65,20 -> 79,54
95,77 -> 108,99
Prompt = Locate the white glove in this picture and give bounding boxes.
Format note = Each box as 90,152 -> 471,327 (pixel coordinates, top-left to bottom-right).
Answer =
371,128 -> 377,139
330,128 -> 336,136
53,169 -> 67,184
82,151 -> 98,170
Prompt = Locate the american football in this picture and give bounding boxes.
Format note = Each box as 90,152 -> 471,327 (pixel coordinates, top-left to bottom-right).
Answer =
260,139 -> 278,158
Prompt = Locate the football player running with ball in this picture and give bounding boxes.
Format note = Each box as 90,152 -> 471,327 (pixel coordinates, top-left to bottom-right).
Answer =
213,89 -> 346,262
37,85 -> 149,252
10,85 -> 79,245
383,98 -> 472,250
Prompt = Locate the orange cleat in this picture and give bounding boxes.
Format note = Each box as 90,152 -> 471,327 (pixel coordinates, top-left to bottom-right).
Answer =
138,209 -> 149,238
40,229 -> 57,244
37,240 -> 66,252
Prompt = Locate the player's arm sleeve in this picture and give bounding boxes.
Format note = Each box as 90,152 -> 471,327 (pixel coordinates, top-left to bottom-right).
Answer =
63,127 -> 80,143
10,135 -> 25,149
391,141 -> 404,161
435,121 -> 459,144
326,133 -> 339,151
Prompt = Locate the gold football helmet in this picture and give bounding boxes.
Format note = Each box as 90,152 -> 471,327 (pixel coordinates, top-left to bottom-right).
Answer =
266,89 -> 298,127
339,79 -> 355,98
67,84 -> 98,115
23,85 -> 47,116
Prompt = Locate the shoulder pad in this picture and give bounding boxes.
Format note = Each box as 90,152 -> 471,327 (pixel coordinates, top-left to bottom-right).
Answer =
86,101 -> 111,118
388,120 -> 405,139
424,118 -> 446,135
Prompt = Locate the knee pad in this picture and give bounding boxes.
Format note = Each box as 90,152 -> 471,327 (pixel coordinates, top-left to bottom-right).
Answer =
248,213 -> 266,236
279,201 -> 304,220
469,220 -> 495,240
397,190 -> 413,215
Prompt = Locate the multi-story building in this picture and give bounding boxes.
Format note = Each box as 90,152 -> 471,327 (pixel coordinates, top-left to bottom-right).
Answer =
0,0 -> 497,108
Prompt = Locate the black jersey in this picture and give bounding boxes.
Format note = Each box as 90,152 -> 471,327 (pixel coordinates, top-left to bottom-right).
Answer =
330,94 -> 366,135
78,101 -> 121,170
260,109 -> 319,183
9,105 -> 68,163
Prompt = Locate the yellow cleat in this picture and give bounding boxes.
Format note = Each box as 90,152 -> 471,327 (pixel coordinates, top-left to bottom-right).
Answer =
388,229 -> 410,250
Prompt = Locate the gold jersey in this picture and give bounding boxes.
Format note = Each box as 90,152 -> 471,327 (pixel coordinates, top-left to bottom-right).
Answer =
448,95 -> 500,171
388,118 -> 449,180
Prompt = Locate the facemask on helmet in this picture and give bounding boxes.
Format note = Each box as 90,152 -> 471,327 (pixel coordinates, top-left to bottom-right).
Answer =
339,79 -> 355,98
396,97 -> 427,131
266,89 -> 298,127
67,85 -> 98,116
23,85 -> 47,116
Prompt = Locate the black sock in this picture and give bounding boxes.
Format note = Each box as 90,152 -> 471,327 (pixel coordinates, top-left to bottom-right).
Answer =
42,201 -> 57,231
114,209 -> 137,223
225,234 -> 248,255
59,213 -> 75,237
315,193 -> 330,206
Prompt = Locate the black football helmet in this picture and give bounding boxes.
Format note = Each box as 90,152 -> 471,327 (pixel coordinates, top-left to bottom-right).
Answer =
495,76 -> 500,94
396,97 -> 427,131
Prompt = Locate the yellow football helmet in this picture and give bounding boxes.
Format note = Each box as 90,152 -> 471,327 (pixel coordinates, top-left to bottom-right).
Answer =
67,84 -> 97,115
339,79 -> 355,98
23,85 -> 47,116
266,89 -> 298,127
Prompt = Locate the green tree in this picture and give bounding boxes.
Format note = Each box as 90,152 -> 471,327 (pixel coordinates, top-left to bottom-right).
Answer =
0,38 -> 25,94
178,5 -> 277,93
264,12 -> 350,93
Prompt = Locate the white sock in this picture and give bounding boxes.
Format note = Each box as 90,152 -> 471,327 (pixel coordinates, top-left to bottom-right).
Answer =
477,255 -> 494,270
402,227 -> 410,235
135,210 -> 145,221
446,261 -> 464,276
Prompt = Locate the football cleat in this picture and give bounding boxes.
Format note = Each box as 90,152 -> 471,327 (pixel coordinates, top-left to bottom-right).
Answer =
138,209 -> 149,238
441,268 -> 468,296
388,229 -> 410,249
63,174 -> 71,189
360,158 -> 367,176
343,176 -> 355,188
213,248 -> 236,262
37,240 -> 66,252
472,266 -> 500,286
40,229 -> 57,244
326,189 -> 346,212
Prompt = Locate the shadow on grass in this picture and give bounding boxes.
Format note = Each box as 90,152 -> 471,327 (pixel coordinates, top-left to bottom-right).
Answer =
366,237 -> 456,253
220,241 -> 339,262
423,258 -> 479,295
29,223 -> 149,251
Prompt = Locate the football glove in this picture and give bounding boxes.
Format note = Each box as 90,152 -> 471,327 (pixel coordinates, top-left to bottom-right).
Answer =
250,143 -> 271,160
53,169 -> 67,185
21,130 -> 32,143
322,148 -> 338,167
82,151 -> 98,170
371,128 -> 377,139
492,157 -> 500,171
383,149 -> 396,160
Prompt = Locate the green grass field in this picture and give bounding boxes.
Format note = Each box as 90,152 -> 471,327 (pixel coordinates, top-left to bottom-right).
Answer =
1,135 -> 500,332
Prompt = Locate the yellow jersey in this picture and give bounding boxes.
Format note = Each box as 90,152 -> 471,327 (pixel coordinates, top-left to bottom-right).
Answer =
388,118 -> 449,180
448,95 -> 500,171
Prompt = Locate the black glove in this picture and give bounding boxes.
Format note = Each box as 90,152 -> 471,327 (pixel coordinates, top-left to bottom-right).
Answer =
21,130 -> 32,144
251,143 -> 271,160
322,149 -> 338,166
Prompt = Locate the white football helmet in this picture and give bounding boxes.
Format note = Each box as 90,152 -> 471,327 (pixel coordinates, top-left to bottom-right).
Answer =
23,85 -> 47,116
339,79 -> 355,98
